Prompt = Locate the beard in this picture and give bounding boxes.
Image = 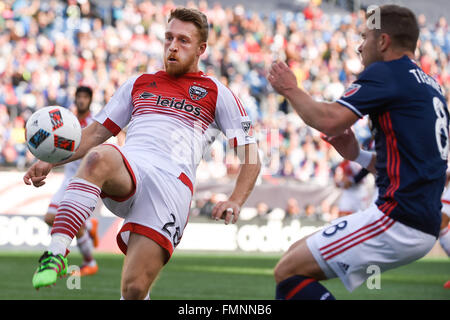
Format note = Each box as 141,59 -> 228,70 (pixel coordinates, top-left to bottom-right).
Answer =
164,54 -> 197,77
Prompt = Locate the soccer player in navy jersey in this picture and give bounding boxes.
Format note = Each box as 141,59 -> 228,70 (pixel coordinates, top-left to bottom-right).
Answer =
268,5 -> 449,299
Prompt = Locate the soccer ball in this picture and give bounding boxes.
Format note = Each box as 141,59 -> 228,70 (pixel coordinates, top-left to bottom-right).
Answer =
25,106 -> 81,164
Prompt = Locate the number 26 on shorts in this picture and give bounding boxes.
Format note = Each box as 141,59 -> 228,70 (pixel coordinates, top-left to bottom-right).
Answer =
322,220 -> 348,237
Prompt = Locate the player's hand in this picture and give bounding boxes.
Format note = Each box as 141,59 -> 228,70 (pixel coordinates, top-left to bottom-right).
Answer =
321,129 -> 360,161
267,60 -> 298,96
211,200 -> 241,225
23,160 -> 54,187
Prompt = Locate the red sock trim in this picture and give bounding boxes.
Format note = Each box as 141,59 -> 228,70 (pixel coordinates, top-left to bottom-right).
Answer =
286,278 -> 316,300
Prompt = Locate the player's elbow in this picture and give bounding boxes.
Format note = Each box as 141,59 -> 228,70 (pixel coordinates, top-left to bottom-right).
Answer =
314,102 -> 358,136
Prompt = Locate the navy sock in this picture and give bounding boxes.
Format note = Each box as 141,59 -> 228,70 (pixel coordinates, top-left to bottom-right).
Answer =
275,275 -> 335,300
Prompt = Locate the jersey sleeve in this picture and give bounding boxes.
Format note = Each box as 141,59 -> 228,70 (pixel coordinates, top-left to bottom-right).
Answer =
93,75 -> 138,136
213,81 -> 257,147
337,62 -> 398,117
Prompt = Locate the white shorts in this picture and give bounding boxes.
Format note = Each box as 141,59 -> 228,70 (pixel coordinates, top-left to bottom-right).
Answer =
306,203 -> 436,292
100,144 -> 193,261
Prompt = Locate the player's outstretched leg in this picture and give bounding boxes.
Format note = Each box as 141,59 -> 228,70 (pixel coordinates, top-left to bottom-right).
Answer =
274,237 -> 335,300
32,251 -> 68,289
31,176 -> 100,289
43,213 -> 98,277
32,145 -> 133,290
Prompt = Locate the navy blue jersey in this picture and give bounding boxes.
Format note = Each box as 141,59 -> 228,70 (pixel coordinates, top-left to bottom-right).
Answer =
337,55 -> 449,237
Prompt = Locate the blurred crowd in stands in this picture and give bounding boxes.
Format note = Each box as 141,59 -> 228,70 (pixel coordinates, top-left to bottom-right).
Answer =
0,0 -> 449,194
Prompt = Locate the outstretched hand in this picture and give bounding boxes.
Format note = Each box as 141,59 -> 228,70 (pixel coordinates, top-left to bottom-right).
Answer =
267,60 -> 298,96
23,160 -> 54,187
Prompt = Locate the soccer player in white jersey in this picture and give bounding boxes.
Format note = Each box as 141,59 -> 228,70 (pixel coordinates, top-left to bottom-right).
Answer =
43,86 -> 99,277
24,8 -> 261,299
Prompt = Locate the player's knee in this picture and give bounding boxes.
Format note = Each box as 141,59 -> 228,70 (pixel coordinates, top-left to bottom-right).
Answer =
274,262 -> 291,284
81,147 -> 111,179
44,213 -> 55,227
122,280 -> 149,300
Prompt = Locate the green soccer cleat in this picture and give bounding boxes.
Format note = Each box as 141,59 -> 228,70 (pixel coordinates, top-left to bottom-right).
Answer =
32,251 -> 68,289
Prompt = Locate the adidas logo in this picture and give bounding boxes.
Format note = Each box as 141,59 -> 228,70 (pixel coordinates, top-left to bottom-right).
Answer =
337,261 -> 350,274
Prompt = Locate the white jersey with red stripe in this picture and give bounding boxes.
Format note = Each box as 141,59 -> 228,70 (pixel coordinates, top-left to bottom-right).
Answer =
442,187 -> 450,217
93,71 -> 256,185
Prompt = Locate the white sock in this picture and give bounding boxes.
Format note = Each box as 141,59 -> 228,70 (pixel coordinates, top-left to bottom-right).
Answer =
48,234 -> 72,256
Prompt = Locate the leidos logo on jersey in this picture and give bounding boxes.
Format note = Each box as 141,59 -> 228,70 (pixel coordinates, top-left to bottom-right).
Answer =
155,94 -> 202,116
138,91 -> 202,116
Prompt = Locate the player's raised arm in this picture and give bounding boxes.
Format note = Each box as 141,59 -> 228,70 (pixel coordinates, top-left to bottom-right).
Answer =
209,78 -> 261,224
23,121 -> 112,187
268,60 -> 359,136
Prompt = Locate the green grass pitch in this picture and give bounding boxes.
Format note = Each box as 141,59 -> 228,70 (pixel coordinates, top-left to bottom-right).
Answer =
0,251 -> 449,300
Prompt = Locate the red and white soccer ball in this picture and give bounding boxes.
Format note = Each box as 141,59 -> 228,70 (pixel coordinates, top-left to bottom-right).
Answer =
25,106 -> 81,164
